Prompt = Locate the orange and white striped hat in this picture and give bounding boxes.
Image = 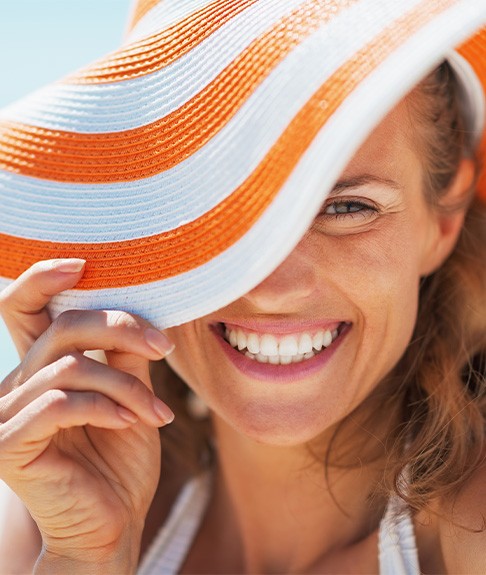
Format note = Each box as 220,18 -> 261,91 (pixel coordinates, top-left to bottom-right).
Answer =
0,0 -> 485,328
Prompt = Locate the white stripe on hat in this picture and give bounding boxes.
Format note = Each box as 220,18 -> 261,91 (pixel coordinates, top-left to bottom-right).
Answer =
0,0 -> 429,244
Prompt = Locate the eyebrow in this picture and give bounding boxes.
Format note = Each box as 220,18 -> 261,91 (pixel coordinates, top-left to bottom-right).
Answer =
330,174 -> 403,195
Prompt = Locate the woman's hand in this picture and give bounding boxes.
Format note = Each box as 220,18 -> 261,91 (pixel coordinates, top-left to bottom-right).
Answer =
0,259 -> 175,573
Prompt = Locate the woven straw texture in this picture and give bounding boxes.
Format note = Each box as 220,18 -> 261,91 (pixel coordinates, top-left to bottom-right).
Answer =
0,0 -> 485,327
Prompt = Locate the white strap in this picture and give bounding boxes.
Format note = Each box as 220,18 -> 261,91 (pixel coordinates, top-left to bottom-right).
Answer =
137,472 -> 212,575
378,496 -> 420,575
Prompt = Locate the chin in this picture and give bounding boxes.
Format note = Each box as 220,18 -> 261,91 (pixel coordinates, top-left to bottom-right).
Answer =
212,396 -> 345,447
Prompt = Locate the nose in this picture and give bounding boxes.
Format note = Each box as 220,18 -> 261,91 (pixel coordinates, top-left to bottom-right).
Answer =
242,239 -> 318,312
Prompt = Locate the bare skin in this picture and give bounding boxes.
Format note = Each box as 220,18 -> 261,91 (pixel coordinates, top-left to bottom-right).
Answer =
0,261 -> 176,573
0,95 -> 484,574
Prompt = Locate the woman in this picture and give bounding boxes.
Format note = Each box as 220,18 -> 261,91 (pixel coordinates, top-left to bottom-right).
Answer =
0,1 -> 485,573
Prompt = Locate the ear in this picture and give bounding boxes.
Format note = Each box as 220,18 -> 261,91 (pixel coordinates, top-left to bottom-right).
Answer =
419,158 -> 474,276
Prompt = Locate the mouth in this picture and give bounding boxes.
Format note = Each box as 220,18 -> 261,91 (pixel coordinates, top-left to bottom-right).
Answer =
210,321 -> 351,382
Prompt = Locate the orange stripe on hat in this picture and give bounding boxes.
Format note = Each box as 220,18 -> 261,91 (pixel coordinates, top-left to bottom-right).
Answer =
69,0 -> 259,84
0,0 -> 359,184
0,0 -> 462,288
127,0 -> 160,32
458,28 -> 486,202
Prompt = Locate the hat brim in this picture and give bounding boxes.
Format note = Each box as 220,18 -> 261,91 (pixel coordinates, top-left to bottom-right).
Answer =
0,0 -> 485,328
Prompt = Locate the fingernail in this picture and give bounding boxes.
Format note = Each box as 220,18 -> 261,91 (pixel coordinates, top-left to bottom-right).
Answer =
144,328 -> 175,356
51,259 -> 86,273
153,397 -> 175,424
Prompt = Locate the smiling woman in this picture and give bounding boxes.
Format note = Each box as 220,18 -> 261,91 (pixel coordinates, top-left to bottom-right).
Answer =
0,1 -> 485,574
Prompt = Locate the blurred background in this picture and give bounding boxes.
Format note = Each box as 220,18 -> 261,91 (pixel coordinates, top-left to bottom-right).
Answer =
0,0 -> 132,513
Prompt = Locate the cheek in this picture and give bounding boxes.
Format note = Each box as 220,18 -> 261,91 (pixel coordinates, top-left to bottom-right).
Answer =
320,223 -> 421,299
342,230 -> 419,306
320,219 -> 424,375
163,323 -> 229,401
163,325 -> 201,389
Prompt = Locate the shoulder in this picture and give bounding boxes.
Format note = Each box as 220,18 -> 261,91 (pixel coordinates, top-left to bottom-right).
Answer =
436,459 -> 486,574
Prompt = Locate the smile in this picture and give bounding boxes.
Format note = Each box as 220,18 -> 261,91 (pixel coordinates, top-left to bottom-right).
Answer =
211,321 -> 350,383
223,324 -> 341,365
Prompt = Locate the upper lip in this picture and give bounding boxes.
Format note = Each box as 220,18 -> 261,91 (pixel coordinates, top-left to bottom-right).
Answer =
212,319 -> 348,336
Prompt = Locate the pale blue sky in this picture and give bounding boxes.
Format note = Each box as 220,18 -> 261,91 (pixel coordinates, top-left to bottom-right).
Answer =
0,0 -> 132,378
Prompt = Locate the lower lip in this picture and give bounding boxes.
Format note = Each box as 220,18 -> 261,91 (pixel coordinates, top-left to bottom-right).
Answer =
210,323 -> 350,383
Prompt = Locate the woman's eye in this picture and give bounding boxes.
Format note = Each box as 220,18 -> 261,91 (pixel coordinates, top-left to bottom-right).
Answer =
322,200 -> 377,217
313,198 -> 381,235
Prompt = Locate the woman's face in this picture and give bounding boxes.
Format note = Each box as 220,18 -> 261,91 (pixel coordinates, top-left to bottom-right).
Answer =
165,98 -> 451,446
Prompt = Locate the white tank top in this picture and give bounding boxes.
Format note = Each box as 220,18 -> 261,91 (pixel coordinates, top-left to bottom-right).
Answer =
137,473 -> 420,575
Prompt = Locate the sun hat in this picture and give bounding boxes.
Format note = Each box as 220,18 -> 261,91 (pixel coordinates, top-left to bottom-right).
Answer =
0,0 -> 485,329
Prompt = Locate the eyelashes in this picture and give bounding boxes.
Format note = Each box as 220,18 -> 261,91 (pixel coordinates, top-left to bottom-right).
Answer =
319,198 -> 379,219
312,197 -> 382,235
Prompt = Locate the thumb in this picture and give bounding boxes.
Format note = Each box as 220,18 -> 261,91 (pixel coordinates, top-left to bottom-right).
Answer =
104,350 -> 154,391
0,259 -> 86,358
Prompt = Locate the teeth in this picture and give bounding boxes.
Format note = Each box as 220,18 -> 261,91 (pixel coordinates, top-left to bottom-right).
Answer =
224,324 -> 342,364
312,331 -> 324,351
322,330 -> 333,348
229,329 -> 238,348
260,334 -> 279,356
237,330 -> 247,351
247,333 -> 260,354
246,352 -> 314,365
298,333 -> 313,354
278,335 -> 299,356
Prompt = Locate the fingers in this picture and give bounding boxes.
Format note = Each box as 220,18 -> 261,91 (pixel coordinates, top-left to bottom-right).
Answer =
1,353 -> 174,428
0,259 -> 86,358
0,261 -> 176,470
104,348 -> 153,394
0,389 -> 151,468
18,309 -> 174,387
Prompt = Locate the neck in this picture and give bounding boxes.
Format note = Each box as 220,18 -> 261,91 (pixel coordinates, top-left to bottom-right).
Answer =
211,414 -> 389,574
